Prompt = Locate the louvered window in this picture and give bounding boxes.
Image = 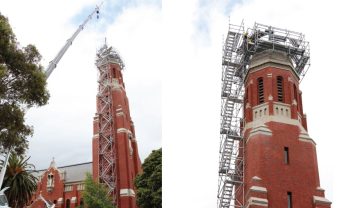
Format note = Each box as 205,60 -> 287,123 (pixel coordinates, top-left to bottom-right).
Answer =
277,76 -> 284,102
257,77 -> 264,104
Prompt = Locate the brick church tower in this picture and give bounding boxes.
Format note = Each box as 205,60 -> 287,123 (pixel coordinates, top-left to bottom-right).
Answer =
92,45 -> 142,208
242,49 -> 331,207
217,23 -> 331,208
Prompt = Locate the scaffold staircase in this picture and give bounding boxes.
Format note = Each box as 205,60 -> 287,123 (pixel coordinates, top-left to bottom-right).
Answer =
95,45 -> 125,205
218,22 -> 245,208
221,26 -> 243,97
217,21 -> 310,208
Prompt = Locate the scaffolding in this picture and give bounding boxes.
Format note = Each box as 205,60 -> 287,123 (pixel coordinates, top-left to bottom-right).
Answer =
217,22 -> 310,208
96,44 -> 124,205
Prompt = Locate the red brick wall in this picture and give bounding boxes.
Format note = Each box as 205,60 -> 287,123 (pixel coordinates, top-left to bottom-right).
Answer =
29,167 -> 85,208
245,122 -> 320,207
92,62 -> 142,208
242,63 -> 330,208
244,66 -> 302,122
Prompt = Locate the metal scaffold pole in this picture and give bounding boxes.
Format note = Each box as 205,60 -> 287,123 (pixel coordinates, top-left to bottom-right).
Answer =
217,21 -> 245,208
217,21 -> 310,208
95,45 -> 125,205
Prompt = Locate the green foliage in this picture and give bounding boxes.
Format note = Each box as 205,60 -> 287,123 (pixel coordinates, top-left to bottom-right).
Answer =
135,148 -> 162,208
82,173 -> 114,208
2,154 -> 37,208
0,13 -> 49,154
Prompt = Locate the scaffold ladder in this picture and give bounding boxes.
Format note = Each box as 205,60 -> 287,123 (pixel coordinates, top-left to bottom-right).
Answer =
217,21 -> 310,208
95,45 -> 125,205
218,22 -> 245,208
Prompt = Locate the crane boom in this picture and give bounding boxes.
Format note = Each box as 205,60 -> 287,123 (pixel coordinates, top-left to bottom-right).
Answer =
0,4 -> 103,207
45,2 -> 103,78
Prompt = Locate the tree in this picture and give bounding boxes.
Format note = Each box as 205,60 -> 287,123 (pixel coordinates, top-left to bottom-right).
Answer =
82,173 -> 114,208
0,13 -> 49,155
1,154 -> 37,207
135,148 -> 162,208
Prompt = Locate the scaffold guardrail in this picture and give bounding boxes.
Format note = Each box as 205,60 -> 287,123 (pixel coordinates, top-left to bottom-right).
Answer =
217,21 -> 310,208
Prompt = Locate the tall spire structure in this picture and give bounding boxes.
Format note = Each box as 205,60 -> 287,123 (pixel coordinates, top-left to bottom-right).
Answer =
92,44 -> 142,208
218,22 -> 331,208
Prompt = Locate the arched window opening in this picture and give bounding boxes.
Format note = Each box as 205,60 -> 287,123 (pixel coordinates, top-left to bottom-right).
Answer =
80,198 -> 84,207
47,173 -> 54,187
287,192 -> 293,208
244,88 -> 249,104
66,199 -> 70,208
293,84 -> 298,102
47,173 -> 54,192
298,93 -> 303,112
284,147 -> 290,164
128,134 -> 134,155
257,77 -> 264,104
111,68 -> 116,78
277,76 -> 284,102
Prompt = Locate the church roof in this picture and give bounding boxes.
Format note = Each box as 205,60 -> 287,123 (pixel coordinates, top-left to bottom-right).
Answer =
32,162 -> 92,183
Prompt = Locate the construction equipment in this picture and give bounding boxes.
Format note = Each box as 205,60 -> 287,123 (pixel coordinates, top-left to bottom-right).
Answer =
0,3 -> 103,207
44,2 -> 103,78
95,44 -> 124,204
217,21 -> 310,208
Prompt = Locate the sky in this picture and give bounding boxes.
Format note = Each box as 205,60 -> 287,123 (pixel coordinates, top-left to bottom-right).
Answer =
0,0 -> 162,167
163,0 -> 349,208
1,0 -> 350,207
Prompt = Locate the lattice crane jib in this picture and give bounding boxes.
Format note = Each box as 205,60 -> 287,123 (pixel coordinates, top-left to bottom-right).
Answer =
217,22 -> 310,208
96,45 -> 124,205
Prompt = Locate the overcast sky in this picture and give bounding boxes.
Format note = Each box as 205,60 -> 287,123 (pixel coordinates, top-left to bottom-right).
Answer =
1,0 -> 349,207
0,0 -> 162,168
163,0 -> 349,208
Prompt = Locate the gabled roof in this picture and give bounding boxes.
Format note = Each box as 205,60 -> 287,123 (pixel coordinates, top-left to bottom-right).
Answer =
32,162 -> 92,183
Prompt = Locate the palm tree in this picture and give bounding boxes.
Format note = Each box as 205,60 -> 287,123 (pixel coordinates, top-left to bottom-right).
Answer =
1,154 -> 37,207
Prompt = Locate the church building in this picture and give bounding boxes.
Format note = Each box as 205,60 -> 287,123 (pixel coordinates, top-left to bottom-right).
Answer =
28,159 -> 91,208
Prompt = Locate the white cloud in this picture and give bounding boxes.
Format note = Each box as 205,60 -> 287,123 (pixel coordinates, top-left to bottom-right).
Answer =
104,4 -> 162,160
163,0 -> 347,207
162,1 -> 222,207
1,0 -> 161,169
226,0 -> 350,206
1,0 -> 348,206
